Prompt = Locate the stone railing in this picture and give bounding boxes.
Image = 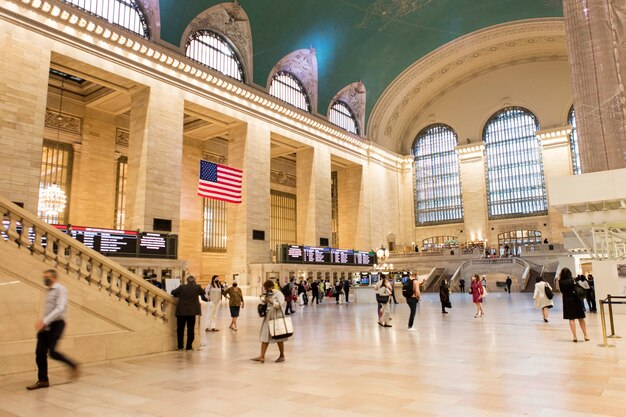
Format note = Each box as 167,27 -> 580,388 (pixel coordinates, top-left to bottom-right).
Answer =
0,195 -> 174,322
449,258 -> 531,291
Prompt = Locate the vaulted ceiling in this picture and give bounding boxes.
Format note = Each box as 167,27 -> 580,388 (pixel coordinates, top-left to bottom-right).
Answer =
157,0 -> 563,124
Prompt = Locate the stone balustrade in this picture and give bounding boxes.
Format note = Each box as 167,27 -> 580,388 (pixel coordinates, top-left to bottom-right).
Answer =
0,195 -> 175,322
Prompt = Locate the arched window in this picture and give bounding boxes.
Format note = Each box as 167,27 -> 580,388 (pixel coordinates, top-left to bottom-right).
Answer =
329,101 -> 359,134
186,31 -> 244,82
412,124 -> 463,225
62,0 -> 149,38
483,107 -> 547,219
568,107 -> 582,175
269,71 -> 311,112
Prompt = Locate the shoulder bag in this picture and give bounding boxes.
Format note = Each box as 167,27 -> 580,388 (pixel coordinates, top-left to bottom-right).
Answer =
268,306 -> 294,339
544,283 -> 554,300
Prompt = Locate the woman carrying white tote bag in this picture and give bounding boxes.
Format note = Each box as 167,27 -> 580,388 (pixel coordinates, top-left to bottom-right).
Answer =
252,280 -> 293,364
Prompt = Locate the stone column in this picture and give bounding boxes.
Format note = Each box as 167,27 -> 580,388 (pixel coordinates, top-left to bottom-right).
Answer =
126,85 -> 184,233
296,147 -> 332,246
227,123 -> 272,291
336,164 -> 371,250
456,143 -> 488,242
0,27 -> 50,211
538,126 -> 574,242
562,0 -> 626,171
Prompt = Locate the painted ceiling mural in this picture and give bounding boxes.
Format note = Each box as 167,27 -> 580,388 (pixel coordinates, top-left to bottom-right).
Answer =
158,0 -> 563,122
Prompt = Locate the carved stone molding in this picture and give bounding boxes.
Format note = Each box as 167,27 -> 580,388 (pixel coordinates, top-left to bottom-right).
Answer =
202,152 -> 227,165
116,128 -> 129,148
136,0 -> 160,40
179,1 -> 253,81
368,19 -> 567,152
268,48 -> 318,113
45,110 -> 81,134
498,223 -> 541,233
329,81 -> 367,136
270,170 -> 297,188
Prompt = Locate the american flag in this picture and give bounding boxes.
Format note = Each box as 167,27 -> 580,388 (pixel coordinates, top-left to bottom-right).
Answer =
197,160 -> 243,204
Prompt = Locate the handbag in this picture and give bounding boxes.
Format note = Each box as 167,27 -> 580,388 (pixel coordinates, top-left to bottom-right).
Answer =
257,303 -> 268,317
544,284 -> 554,300
376,294 -> 390,304
445,300 -> 452,309
574,284 -> 587,300
268,308 -> 293,340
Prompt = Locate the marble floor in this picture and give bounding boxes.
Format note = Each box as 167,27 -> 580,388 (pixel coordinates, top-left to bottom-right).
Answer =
2,293 -> 626,417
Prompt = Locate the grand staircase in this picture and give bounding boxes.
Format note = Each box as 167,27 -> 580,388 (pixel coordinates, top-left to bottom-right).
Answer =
0,195 -> 177,375
448,258 -> 535,293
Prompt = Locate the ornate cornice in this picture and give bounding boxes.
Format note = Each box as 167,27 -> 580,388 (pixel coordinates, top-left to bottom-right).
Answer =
202,151 -> 227,164
368,18 -> 568,153
537,124 -> 572,148
45,110 -> 81,134
329,81 -> 366,136
179,1 -> 253,81
267,48 -> 318,114
270,169 -> 297,187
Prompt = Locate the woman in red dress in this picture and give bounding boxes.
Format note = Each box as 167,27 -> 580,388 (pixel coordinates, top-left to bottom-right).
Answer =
470,274 -> 485,318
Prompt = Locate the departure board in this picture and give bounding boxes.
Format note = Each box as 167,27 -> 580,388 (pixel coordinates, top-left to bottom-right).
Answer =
280,245 -> 376,266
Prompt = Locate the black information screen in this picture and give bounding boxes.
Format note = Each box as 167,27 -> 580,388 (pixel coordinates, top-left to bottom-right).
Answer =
280,245 -> 376,266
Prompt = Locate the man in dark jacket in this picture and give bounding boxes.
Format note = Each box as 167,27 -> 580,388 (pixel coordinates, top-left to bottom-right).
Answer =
171,276 -> 207,350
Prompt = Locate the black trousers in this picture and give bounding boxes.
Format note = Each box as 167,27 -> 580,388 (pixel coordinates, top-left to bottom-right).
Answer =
460,285 -> 465,293
344,289 -> 350,302
506,284 -> 512,293
407,298 -> 418,328
176,315 -> 196,350
312,291 -> 319,304
285,300 -> 294,314
36,320 -> 76,382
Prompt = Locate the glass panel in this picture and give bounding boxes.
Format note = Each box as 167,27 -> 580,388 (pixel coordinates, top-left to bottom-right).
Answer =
412,124 -> 463,225
484,107 -> 547,219
38,140 -> 73,224
186,31 -> 244,82
270,190 -> 297,253
203,198 -> 227,253
329,101 -> 358,134
269,71 -> 310,112
62,0 -> 148,38
114,156 -> 127,230
568,107 -> 582,175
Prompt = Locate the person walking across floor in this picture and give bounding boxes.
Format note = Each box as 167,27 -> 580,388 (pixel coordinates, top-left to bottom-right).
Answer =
223,281 -> 244,331
403,274 -> 420,331
252,280 -> 289,363
375,276 -> 393,327
586,274 -> 597,312
505,276 -> 513,294
334,280 -> 343,304
311,279 -> 320,305
172,276 -> 207,350
27,269 -> 79,390
470,274 -> 485,318
560,268 -> 589,342
343,278 -> 351,303
282,278 -> 295,315
459,278 -> 466,293
205,275 -> 223,332
439,278 -> 451,314
481,275 -> 489,292
533,276 -> 554,322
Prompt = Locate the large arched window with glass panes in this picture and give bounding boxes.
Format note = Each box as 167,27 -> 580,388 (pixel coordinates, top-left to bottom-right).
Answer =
269,71 -> 311,112
568,107 -> 582,175
329,101 -> 359,134
186,30 -> 245,82
61,0 -> 149,38
483,107 -> 547,219
412,124 -> 463,225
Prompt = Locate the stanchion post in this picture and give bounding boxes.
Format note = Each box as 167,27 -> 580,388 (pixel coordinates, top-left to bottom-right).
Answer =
606,294 -> 622,339
598,300 -> 615,348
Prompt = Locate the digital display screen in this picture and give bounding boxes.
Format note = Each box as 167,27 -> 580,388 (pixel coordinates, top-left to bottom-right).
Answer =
280,245 -> 376,266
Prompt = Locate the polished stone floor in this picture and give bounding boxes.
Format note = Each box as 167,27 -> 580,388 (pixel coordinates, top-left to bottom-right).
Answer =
2,293 -> 626,417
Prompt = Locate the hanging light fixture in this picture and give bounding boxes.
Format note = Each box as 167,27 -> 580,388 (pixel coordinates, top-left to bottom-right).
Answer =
39,78 -> 68,224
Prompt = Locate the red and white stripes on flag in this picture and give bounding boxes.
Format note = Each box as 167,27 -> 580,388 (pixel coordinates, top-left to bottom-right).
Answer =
197,160 -> 243,204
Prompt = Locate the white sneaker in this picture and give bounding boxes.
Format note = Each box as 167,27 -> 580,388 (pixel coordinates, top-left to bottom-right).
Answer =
407,327 -> 418,332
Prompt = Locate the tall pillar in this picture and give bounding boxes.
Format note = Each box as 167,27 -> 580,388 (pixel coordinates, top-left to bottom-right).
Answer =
227,123 -> 272,290
0,26 -> 50,211
538,126 -> 574,243
337,164 -> 371,250
456,143 -> 488,242
296,147 -> 332,246
126,85 -> 184,233
563,0 -> 626,171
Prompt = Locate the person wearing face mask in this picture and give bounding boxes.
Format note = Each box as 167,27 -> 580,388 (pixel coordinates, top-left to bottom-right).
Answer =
223,281 -> 244,331
27,269 -> 79,390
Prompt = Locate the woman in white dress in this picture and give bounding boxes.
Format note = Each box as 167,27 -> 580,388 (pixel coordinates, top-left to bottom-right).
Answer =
205,275 -> 223,332
374,276 -> 393,327
252,280 -> 288,363
533,276 -> 554,322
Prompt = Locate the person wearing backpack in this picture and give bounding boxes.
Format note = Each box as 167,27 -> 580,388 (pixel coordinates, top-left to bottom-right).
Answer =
533,276 -> 554,322
282,278 -> 295,315
559,268 -> 589,342
403,274 -> 420,331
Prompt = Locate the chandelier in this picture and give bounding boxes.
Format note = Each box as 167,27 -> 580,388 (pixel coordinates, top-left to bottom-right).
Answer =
39,77 -> 68,223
